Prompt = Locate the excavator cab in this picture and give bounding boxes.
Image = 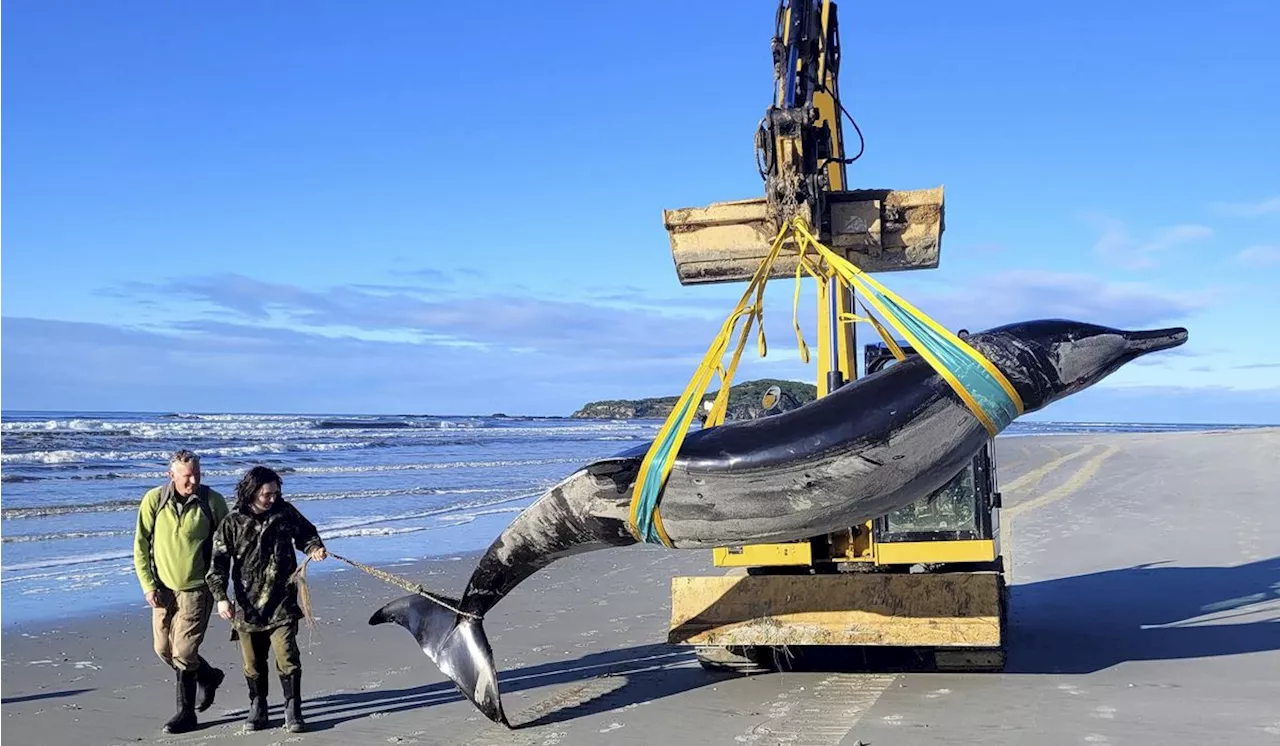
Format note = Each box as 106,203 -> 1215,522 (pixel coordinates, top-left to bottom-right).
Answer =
865,342 -> 1002,566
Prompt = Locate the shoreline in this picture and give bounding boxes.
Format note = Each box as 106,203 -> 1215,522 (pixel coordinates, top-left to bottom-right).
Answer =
0,549 -> 489,631
0,545 -> 491,634
4,406 -> 1277,426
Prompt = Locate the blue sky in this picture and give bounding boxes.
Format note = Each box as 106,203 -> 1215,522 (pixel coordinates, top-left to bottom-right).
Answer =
4,1 -> 1278,423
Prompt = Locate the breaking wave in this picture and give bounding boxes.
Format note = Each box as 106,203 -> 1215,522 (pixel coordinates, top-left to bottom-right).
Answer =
1,483 -> 522,520
0,440 -> 384,466
0,492 -> 536,570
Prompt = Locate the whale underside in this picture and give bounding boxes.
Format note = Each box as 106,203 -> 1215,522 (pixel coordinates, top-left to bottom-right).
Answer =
572,351 -> 986,549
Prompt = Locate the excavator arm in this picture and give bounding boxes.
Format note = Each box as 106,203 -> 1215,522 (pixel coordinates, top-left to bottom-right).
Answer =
663,1 -> 1007,674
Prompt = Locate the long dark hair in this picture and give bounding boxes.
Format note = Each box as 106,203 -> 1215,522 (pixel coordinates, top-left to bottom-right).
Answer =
235,465 -> 282,510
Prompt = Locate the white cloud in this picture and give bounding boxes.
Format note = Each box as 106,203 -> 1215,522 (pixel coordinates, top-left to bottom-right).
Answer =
1,262 -> 1223,416
1210,196 -> 1280,217
9,313 -> 1274,423
1236,245 -> 1280,267
897,269 -> 1207,332
1086,214 -> 1214,269
0,316 -> 710,416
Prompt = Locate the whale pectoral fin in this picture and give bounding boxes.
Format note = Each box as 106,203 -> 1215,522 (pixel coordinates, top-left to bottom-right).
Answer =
369,594 -> 508,727
585,456 -> 641,479
585,456 -> 644,499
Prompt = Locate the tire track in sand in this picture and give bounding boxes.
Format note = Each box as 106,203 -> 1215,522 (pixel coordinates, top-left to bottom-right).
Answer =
1000,444 -> 1119,581
734,673 -> 897,745
461,669 -> 896,746
1000,444 -> 1098,500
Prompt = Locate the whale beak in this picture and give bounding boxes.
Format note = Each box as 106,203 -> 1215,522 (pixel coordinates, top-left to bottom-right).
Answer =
1122,327 -> 1189,354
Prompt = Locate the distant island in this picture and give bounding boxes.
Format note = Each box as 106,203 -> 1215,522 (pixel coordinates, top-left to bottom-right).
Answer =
571,378 -> 817,420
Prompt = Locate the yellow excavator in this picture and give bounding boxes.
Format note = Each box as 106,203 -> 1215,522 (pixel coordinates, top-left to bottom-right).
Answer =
661,0 -> 1008,673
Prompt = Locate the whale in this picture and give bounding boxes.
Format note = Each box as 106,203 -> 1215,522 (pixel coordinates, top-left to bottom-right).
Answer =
369,318 -> 1188,726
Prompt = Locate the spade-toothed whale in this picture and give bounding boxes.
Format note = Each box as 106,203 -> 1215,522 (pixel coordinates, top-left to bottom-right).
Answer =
369,318 -> 1188,726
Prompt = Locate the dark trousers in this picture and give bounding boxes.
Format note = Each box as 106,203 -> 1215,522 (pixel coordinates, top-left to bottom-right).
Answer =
238,622 -> 301,679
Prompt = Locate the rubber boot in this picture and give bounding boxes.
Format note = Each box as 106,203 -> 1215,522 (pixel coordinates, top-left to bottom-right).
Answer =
195,658 -> 224,713
244,675 -> 268,731
279,670 -> 304,733
162,668 -> 199,734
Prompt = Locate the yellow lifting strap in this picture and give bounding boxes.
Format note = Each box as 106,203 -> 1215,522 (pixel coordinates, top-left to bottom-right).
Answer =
626,216 -> 1024,547
625,223 -> 792,547
789,217 -> 1025,433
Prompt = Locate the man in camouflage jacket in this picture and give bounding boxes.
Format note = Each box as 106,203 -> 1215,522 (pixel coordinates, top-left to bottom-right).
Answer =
206,465 -> 326,733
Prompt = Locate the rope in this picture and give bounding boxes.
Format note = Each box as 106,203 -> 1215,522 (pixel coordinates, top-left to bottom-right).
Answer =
289,551 -> 481,622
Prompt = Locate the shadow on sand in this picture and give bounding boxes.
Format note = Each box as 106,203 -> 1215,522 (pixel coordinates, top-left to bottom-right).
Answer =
293,642 -> 732,731
1,688 -> 94,705
1004,555 -> 1280,674
263,557 -> 1277,730
749,556 -> 1280,675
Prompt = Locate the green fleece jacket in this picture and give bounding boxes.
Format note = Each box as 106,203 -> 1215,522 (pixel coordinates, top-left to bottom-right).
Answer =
133,483 -> 230,594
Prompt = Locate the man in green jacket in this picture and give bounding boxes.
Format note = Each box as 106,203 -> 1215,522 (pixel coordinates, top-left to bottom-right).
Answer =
133,449 -> 230,734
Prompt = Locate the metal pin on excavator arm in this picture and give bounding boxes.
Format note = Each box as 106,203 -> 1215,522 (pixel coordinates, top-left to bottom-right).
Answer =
759,0 -> 853,393
759,0 -> 827,231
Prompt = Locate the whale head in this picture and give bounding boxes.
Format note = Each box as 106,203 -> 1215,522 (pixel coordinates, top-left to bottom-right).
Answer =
968,319 -> 1189,415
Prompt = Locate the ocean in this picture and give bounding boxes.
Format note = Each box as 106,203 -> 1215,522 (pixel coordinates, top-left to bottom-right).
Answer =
0,410 -> 1266,629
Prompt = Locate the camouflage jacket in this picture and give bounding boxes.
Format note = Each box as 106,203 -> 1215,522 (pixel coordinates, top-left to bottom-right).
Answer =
206,499 -> 324,633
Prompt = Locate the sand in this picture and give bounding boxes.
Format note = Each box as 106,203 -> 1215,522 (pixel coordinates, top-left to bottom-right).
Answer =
4,428 -> 1279,745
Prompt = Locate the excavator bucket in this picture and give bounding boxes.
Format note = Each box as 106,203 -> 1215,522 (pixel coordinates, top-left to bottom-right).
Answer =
664,187 -> 945,285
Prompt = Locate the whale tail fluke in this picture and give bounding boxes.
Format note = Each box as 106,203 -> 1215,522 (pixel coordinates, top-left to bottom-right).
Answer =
369,594 -> 508,727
